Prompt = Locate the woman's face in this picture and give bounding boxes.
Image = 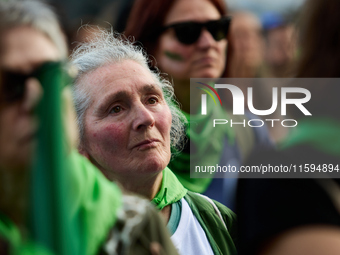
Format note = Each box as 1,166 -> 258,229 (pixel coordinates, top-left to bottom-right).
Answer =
154,0 -> 227,81
0,26 -> 59,171
229,13 -> 264,68
80,60 -> 172,182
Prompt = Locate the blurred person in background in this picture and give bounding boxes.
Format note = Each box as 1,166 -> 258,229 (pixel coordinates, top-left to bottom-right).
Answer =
225,11 -> 288,142
261,12 -> 298,78
124,0 -> 273,210
0,1 -> 180,254
71,29 -> 237,255
225,11 -> 265,78
237,0 -> 340,254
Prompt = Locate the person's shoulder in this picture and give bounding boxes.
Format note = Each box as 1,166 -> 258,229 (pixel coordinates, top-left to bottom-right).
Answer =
184,191 -> 237,227
184,191 -> 238,253
185,190 -> 232,209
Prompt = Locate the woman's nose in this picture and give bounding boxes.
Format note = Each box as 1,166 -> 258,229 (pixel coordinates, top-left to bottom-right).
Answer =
22,77 -> 43,112
196,29 -> 216,49
132,104 -> 155,130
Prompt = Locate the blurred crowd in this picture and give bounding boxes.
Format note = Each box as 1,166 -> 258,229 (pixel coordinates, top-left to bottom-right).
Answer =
0,0 -> 339,254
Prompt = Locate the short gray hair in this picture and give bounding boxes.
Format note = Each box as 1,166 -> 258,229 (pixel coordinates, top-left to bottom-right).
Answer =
0,0 -> 67,58
71,29 -> 187,152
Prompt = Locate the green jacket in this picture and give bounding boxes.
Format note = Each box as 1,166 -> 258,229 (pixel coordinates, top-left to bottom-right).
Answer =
152,168 -> 237,255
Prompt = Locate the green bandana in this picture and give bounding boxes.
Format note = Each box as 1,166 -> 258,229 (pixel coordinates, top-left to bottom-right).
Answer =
168,100 -> 235,193
152,168 -> 187,210
280,118 -> 340,157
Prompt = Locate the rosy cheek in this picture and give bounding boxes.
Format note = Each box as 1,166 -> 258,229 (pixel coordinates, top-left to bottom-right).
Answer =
93,123 -> 126,150
104,123 -> 124,133
160,109 -> 172,134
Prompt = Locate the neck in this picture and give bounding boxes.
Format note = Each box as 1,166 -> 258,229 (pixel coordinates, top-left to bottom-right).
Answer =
114,170 -> 172,223
116,171 -> 164,201
114,171 -> 173,223
160,204 -> 171,223
0,168 -> 29,228
114,171 -> 172,223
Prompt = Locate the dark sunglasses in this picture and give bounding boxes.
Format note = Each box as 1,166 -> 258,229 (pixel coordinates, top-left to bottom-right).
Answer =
159,16 -> 232,45
1,69 -> 38,102
1,61 -> 72,103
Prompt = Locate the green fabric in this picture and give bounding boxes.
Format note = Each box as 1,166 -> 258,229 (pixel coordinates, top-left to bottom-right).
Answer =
67,151 -> 122,255
280,118 -> 340,157
0,152 -> 123,255
0,213 -> 21,250
167,200 -> 182,236
168,99 -> 235,193
0,62 -> 123,255
30,61 -> 73,255
0,212 -> 53,255
152,168 -> 187,210
184,192 -> 237,255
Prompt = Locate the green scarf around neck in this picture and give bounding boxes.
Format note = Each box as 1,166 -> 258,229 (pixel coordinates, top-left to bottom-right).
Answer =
152,168 -> 187,210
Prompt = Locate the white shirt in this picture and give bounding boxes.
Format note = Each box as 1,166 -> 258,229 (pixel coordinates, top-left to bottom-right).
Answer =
171,198 -> 214,255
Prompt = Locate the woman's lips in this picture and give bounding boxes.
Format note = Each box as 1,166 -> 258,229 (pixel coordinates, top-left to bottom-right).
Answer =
194,56 -> 216,66
133,139 -> 160,150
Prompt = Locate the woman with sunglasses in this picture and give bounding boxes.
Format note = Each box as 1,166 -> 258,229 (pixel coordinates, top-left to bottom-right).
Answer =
125,0 -> 272,209
126,0 -> 228,114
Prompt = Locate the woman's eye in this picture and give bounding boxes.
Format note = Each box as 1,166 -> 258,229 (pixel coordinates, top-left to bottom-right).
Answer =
148,97 -> 158,104
110,106 -> 121,113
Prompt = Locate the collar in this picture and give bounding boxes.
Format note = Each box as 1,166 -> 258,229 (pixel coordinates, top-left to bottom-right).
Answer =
152,168 -> 187,210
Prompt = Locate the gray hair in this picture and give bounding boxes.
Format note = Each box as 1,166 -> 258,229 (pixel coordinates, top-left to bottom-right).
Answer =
71,29 -> 187,152
0,0 -> 67,58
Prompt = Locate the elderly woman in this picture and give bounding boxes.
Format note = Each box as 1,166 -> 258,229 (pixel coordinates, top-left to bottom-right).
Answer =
124,0 -> 273,208
0,1 -> 178,254
71,30 -> 237,255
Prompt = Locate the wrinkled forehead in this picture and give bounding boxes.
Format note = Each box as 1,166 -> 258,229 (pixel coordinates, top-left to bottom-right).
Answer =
79,60 -> 164,102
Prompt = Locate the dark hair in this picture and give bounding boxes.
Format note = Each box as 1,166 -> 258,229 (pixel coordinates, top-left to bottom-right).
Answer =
293,0 -> 340,119
125,0 -> 228,67
296,0 -> 340,78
